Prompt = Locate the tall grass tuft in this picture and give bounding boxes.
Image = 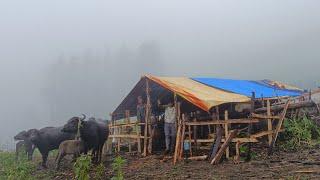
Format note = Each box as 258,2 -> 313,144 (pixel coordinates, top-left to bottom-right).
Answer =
111,156 -> 126,180
73,155 -> 92,180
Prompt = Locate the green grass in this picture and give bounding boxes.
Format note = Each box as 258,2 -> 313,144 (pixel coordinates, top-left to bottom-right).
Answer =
0,151 -> 36,180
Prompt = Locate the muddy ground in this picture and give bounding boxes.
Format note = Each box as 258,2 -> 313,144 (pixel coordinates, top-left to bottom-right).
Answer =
34,145 -> 320,180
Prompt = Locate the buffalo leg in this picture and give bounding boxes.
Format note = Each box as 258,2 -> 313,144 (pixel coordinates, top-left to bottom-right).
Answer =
41,151 -> 49,168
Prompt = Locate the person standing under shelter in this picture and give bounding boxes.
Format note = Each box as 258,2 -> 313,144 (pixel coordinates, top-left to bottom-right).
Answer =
136,96 -> 146,136
157,99 -> 176,154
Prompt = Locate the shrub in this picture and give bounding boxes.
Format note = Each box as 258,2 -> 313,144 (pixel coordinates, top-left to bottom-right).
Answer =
111,156 -> 126,180
281,116 -> 320,150
73,155 -> 92,180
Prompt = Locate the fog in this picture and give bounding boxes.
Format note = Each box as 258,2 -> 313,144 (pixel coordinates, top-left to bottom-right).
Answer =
0,1 -> 319,149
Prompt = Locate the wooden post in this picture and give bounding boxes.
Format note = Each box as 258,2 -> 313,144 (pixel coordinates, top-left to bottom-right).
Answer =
179,114 -> 186,160
136,122 -> 141,153
224,110 -> 229,159
246,92 -> 255,161
268,100 -> 290,155
188,125 -> 192,157
211,129 -> 239,165
193,117 -> 198,152
117,126 -> 121,152
125,110 -> 131,152
148,122 -> 154,154
143,79 -> 150,156
173,96 -> 181,165
234,141 -> 240,164
267,100 -> 272,145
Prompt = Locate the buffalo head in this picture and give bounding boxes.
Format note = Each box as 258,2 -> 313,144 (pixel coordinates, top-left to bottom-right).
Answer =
14,130 -> 28,141
62,114 -> 86,133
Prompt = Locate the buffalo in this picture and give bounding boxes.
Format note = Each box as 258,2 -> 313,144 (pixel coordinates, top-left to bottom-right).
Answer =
28,127 -> 75,168
62,115 -> 109,163
14,130 -> 35,161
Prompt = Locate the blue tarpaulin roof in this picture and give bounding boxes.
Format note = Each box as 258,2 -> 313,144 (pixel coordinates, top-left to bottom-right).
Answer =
192,78 -> 302,98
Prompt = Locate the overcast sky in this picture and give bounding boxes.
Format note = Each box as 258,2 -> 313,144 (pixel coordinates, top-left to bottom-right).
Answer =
0,0 -> 319,147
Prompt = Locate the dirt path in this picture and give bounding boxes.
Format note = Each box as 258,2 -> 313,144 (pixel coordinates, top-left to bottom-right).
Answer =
33,146 -> 320,179
110,147 -> 320,180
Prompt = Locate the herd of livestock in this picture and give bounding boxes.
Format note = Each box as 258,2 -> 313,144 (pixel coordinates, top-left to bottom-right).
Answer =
13,114 -> 109,170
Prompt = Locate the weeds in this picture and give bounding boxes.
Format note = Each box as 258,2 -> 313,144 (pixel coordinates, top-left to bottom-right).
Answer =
95,163 -> 105,180
281,116 -> 320,151
111,156 -> 126,180
73,155 -> 92,180
0,151 -> 36,180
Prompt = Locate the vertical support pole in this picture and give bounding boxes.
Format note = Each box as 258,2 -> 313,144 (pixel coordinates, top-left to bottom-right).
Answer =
143,78 -> 150,156
147,121 -> 154,154
224,110 -> 229,159
235,140 -> 240,163
125,110 -> 131,153
188,125 -> 192,157
267,100 -> 272,145
136,122 -> 141,153
174,94 -> 181,164
179,114 -> 186,160
117,126 -> 121,152
246,92 -> 255,161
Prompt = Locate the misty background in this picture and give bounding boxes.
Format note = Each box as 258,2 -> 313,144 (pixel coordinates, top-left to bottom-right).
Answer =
0,1 -> 319,149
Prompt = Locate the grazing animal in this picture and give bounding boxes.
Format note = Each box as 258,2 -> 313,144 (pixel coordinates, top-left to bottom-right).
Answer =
28,127 -> 75,168
14,130 -> 35,161
55,140 -> 86,170
62,114 -> 109,163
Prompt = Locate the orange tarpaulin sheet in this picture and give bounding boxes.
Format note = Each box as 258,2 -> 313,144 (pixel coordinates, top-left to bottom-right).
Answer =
146,75 -> 250,111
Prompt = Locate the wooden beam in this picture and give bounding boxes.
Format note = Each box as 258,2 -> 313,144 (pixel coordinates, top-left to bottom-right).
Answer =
268,100 -> 290,155
255,101 -> 315,113
185,119 -> 260,126
251,113 -> 280,119
190,138 -> 258,143
251,129 -> 284,138
109,134 -> 148,139
109,122 -> 146,128
188,155 -> 207,161
211,129 -> 240,165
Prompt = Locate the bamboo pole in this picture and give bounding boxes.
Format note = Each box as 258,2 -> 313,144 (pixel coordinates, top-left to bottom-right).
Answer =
143,79 -> 150,156
224,110 -> 229,159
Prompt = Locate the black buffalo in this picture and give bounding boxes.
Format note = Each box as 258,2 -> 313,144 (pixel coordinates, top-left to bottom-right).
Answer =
28,127 -> 75,168
14,130 -> 35,161
62,115 -> 109,163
